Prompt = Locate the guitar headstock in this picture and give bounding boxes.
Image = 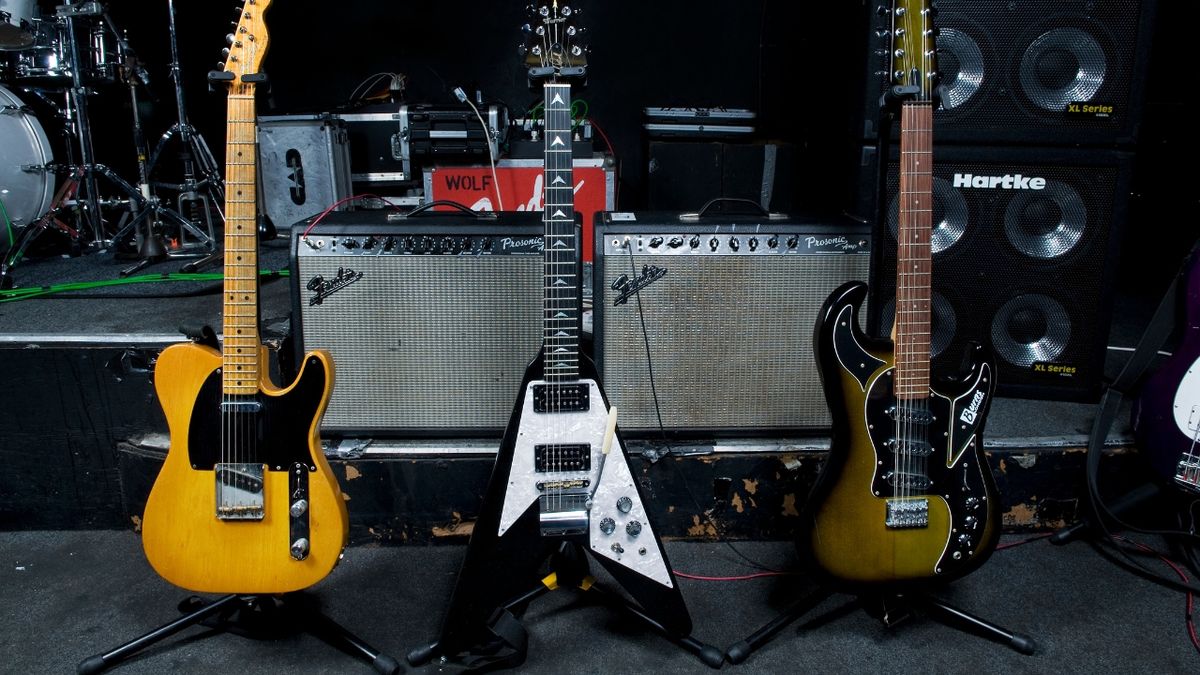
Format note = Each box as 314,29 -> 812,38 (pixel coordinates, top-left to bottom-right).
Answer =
222,0 -> 273,87
519,1 -> 588,86
887,0 -> 938,102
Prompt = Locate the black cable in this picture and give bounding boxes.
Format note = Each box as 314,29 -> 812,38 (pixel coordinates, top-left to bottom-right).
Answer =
623,242 -> 780,573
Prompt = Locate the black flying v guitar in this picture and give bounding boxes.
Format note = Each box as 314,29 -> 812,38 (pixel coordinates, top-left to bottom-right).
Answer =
418,1 -> 692,666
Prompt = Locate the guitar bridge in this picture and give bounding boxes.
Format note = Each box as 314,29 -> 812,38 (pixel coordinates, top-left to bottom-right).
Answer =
1175,459 -> 1200,494
538,493 -> 590,536
885,498 -> 929,529
215,463 -> 265,520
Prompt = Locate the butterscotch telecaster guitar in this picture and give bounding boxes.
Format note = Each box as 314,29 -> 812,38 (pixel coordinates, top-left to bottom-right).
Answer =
141,0 -> 348,594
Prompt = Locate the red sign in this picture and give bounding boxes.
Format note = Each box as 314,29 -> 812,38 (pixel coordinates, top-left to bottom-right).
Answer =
429,164 -> 610,262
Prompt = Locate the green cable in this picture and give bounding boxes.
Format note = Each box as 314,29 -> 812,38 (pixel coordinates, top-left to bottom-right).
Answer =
0,269 -> 290,303
0,197 -> 15,250
571,99 -> 589,129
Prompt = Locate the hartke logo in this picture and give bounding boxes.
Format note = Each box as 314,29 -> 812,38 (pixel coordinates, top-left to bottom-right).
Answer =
959,390 -> 987,424
952,173 -> 1046,190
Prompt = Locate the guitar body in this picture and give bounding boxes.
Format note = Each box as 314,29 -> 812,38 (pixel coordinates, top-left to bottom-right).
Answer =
802,282 -> 1000,585
436,351 -> 691,655
142,342 -> 348,594
1131,250 -> 1200,494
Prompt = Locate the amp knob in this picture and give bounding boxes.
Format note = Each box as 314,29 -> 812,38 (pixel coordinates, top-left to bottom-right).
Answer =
729,237 -> 740,251
649,236 -> 664,248
668,236 -> 684,248
689,236 -> 701,249
768,235 -> 779,248
708,237 -> 719,251
748,237 -> 759,251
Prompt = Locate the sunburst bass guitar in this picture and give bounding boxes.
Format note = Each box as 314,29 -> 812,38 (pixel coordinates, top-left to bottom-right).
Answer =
802,0 -> 1000,585
141,0 -> 348,594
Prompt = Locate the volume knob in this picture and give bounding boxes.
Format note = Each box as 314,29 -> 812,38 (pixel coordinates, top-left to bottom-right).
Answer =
290,538 -> 310,560
625,520 -> 643,537
599,517 -> 616,535
616,496 -> 633,514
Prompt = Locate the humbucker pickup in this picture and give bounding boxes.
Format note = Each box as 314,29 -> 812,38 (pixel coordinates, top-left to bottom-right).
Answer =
534,444 -> 591,472
533,383 -> 590,413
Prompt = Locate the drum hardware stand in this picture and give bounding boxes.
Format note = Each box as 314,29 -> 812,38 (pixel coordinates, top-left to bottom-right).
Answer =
0,167 -> 82,290
55,0 -> 107,248
141,0 -> 223,269
77,592 -> 401,675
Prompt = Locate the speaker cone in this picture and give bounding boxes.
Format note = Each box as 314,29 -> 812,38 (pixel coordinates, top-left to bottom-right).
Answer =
889,176 -> 969,254
1004,180 -> 1087,259
990,293 -> 1070,367
1019,27 -> 1107,111
936,28 -> 985,111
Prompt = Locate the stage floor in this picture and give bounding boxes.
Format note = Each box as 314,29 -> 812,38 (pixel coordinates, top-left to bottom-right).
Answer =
1,531 -> 1194,673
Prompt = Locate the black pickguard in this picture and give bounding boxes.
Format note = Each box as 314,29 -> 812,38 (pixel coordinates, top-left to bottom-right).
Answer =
865,361 -> 997,574
186,356 -> 327,471
434,350 -> 692,658
807,281 -> 1002,582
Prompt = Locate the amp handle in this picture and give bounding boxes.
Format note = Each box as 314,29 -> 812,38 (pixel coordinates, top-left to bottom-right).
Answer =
390,200 -> 498,220
680,197 -> 788,222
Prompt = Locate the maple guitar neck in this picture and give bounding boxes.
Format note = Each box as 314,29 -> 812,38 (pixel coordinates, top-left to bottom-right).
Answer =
221,85 -> 261,397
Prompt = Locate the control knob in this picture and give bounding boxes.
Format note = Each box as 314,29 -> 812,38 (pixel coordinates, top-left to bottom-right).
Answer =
786,235 -> 799,249
708,237 -> 719,251
689,236 -> 701,249
668,236 -> 684,248
729,237 -> 740,252
599,517 -> 616,535
748,237 -> 759,251
616,496 -> 632,513
649,236 -> 664,248
768,235 -> 779,248
625,520 -> 643,537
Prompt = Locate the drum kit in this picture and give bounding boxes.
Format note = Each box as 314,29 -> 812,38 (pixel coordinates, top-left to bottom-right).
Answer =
0,0 -> 222,288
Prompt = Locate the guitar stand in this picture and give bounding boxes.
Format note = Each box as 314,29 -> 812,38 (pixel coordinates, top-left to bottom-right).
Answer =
407,543 -> 723,671
725,586 -> 1036,665
77,593 -> 401,675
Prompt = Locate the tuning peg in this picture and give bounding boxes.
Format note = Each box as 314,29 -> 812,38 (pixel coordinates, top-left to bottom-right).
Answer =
539,5 -> 549,16
226,33 -> 235,44
221,47 -> 230,58
518,43 -> 528,56
521,22 -> 532,34
561,5 -> 573,16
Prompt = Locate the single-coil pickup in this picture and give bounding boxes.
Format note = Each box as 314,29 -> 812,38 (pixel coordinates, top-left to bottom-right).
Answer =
885,438 -> 933,456
883,470 -> 931,490
885,405 -> 933,425
533,383 -> 590,413
534,444 -> 592,473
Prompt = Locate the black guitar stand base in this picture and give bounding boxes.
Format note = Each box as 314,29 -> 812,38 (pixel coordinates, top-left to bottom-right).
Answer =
77,593 -> 401,675
725,586 -> 1036,665
407,543 -> 723,672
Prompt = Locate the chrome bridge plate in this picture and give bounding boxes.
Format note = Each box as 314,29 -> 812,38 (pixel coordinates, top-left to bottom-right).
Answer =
215,463 -> 265,520
539,493 -> 590,536
885,498 -> 929,529
1175,459 -> 1200,494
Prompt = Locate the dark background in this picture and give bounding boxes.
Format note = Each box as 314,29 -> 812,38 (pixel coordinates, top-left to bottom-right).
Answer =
21,0 -> 1195,299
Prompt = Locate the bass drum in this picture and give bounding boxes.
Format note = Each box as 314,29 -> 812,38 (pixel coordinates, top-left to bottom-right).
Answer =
0,84 -> 55,228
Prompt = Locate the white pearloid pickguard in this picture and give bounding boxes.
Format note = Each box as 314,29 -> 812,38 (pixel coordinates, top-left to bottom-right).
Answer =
497,379 -> 673,587
1172,356 -> 1200,440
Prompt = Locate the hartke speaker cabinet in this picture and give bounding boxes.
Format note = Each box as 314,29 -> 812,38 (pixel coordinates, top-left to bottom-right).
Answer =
856,144 -> 1132,402
859,0 -> 1156,145
594,212 -> 871,435
290,210 -> 547,436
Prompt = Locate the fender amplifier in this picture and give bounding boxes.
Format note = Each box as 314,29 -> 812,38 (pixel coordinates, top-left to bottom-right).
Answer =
290,209 -> 545,436
594,212 -> 872,435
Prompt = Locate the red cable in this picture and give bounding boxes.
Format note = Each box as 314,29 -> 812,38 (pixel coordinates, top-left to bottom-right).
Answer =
996,533 -> 1054,550
588,117 -> 619,207
1115,535 -> 1200,654
300,194 -> 401,239
672,570 -> 796,582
